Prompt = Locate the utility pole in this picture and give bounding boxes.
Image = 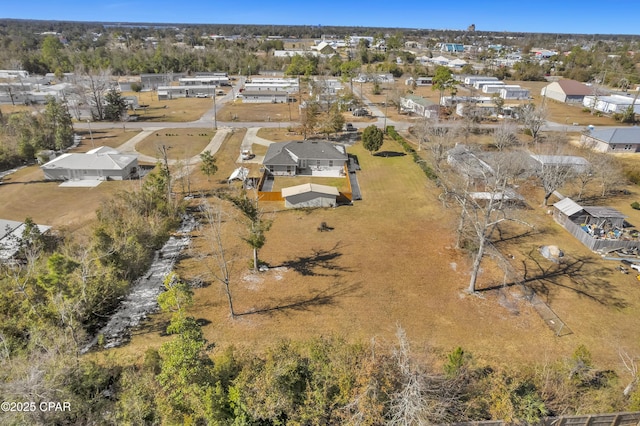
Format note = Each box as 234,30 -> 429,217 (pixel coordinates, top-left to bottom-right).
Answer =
86,119 -> 94,148
212,89 -> 217,130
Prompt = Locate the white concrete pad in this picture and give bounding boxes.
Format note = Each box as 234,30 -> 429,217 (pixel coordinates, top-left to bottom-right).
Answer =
59,179 -> 103,187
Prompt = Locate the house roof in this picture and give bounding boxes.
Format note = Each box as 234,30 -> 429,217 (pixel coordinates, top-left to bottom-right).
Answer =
41,148 -> 137,171
554,80 -> 593,96
582,206 -> 626,219
529,154 -> 590,167
281,183 -> 340,198
402,95 -> 437,107
263,140 -> 348,167
0,219 -> 51,260
554,197 -> 583,216
589,127 -> 640,144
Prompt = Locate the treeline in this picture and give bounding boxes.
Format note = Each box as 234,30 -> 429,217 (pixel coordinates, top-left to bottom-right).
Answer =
0,164 -> 182,423
2,19 -> 640,85
0,97 -> 74,170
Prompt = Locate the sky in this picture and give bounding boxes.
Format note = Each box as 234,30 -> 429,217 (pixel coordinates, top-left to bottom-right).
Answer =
2,0 -> 640,35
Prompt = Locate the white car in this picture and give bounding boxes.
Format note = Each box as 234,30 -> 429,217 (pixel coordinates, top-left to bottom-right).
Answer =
195,93 -> 208,98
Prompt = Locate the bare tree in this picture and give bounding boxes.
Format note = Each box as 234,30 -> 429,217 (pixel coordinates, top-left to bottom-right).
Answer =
536,155 -> 577,206
519,103 -> 547,142
493,119 -> 520,151
591,153 -> 624,198
446,153 -> 532,293
387,325 -> 460,424
200,200 -> 236,318
72,66 -> 113,121
412,117 -> 457,172
619,348 -> 638,397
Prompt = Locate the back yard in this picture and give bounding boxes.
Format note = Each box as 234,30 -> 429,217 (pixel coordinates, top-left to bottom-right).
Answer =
104,130 -> 640,378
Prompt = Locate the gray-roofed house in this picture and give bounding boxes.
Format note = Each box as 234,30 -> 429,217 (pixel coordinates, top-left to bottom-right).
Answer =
281,183 -> 339,208
41,146 -> 138,181
0,219 -> 51,261
581,127 -> 640,152
262,140 -> 348,177
541,79 -> 594,104
400,95 -> 439,118
529,154 -> 590,174
553,197 -> 638,251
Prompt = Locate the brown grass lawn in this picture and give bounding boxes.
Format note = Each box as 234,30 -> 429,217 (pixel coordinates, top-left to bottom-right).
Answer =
136,128 -> 214,160
72,128 -> 142,151
512,80 -> 619,126
256,128 -> 304,142
217,100 -> 301,123
98,131 -> 637,377
0,165 -> 139,235
121,90 -> 214,122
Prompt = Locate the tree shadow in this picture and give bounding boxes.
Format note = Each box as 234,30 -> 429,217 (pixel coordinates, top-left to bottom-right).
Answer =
236,280 -> 362,318
276,241 -> 353,277
481,249 -> 628,309
374,151 -> 406,157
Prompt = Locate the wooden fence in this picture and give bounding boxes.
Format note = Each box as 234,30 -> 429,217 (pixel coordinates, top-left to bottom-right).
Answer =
448,411 -> 640,426
560,219 -> 640,252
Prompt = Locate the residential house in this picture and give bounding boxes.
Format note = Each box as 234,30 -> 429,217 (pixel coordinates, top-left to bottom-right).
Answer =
581,127 -> 640,153
441,43 -> 464,53
281,183 -> 339,208
529,154 -> 590,174
0,219 -> 51,262
240,90 -> 290,103
541,80 -> 593,104
263,140 -> 348,177
41,146 -> 139,181
583,94 -> 640,115
400,95 -> 439,118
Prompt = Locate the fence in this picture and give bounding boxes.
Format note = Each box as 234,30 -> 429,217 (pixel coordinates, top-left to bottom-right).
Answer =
561,219 -> 640,252
448,411 -> 640,426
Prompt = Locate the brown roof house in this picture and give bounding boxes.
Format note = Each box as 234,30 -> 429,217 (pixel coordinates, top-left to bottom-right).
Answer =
541,79 -> 594,104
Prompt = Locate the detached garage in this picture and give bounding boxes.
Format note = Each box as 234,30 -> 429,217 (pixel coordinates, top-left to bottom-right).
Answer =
281,183 -> 339,208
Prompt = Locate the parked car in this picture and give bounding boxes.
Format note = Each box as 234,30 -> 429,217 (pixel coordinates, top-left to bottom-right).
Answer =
345,123 -> 356,132
195,93 -> 208,98
241,149 -> 254,160
352,108 -> 368,116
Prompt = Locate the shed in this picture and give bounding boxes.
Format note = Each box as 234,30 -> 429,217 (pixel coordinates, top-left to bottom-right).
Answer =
541,80 -> 593,103
281,183 -> 339,208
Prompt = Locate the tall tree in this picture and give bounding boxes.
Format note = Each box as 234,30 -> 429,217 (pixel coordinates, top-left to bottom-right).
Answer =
199,150 -> 218,182
227,190 -> 272,272
104,89 -> 127,122
432,66 -> 455,103
362,125 -> 384,155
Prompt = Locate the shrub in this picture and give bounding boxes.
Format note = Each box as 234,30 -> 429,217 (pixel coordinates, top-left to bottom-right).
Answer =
631,201 -> 640,210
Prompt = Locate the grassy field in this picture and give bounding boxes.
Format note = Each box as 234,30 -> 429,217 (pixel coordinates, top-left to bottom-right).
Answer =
217,99 -> 301,123
121,90 -> 216,122
72,128 -> 141,150
135,128 -> 215,160
96,129 -> 640,379
0,165 -> 140,235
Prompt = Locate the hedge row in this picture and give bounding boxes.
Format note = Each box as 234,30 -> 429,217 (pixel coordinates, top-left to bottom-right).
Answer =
386,126 -> 437,181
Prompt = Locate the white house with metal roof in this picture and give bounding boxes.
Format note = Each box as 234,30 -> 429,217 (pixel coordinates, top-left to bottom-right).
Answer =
583,94 -> 640,114
581,127 -> 640,152
41,146 -> 138,181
